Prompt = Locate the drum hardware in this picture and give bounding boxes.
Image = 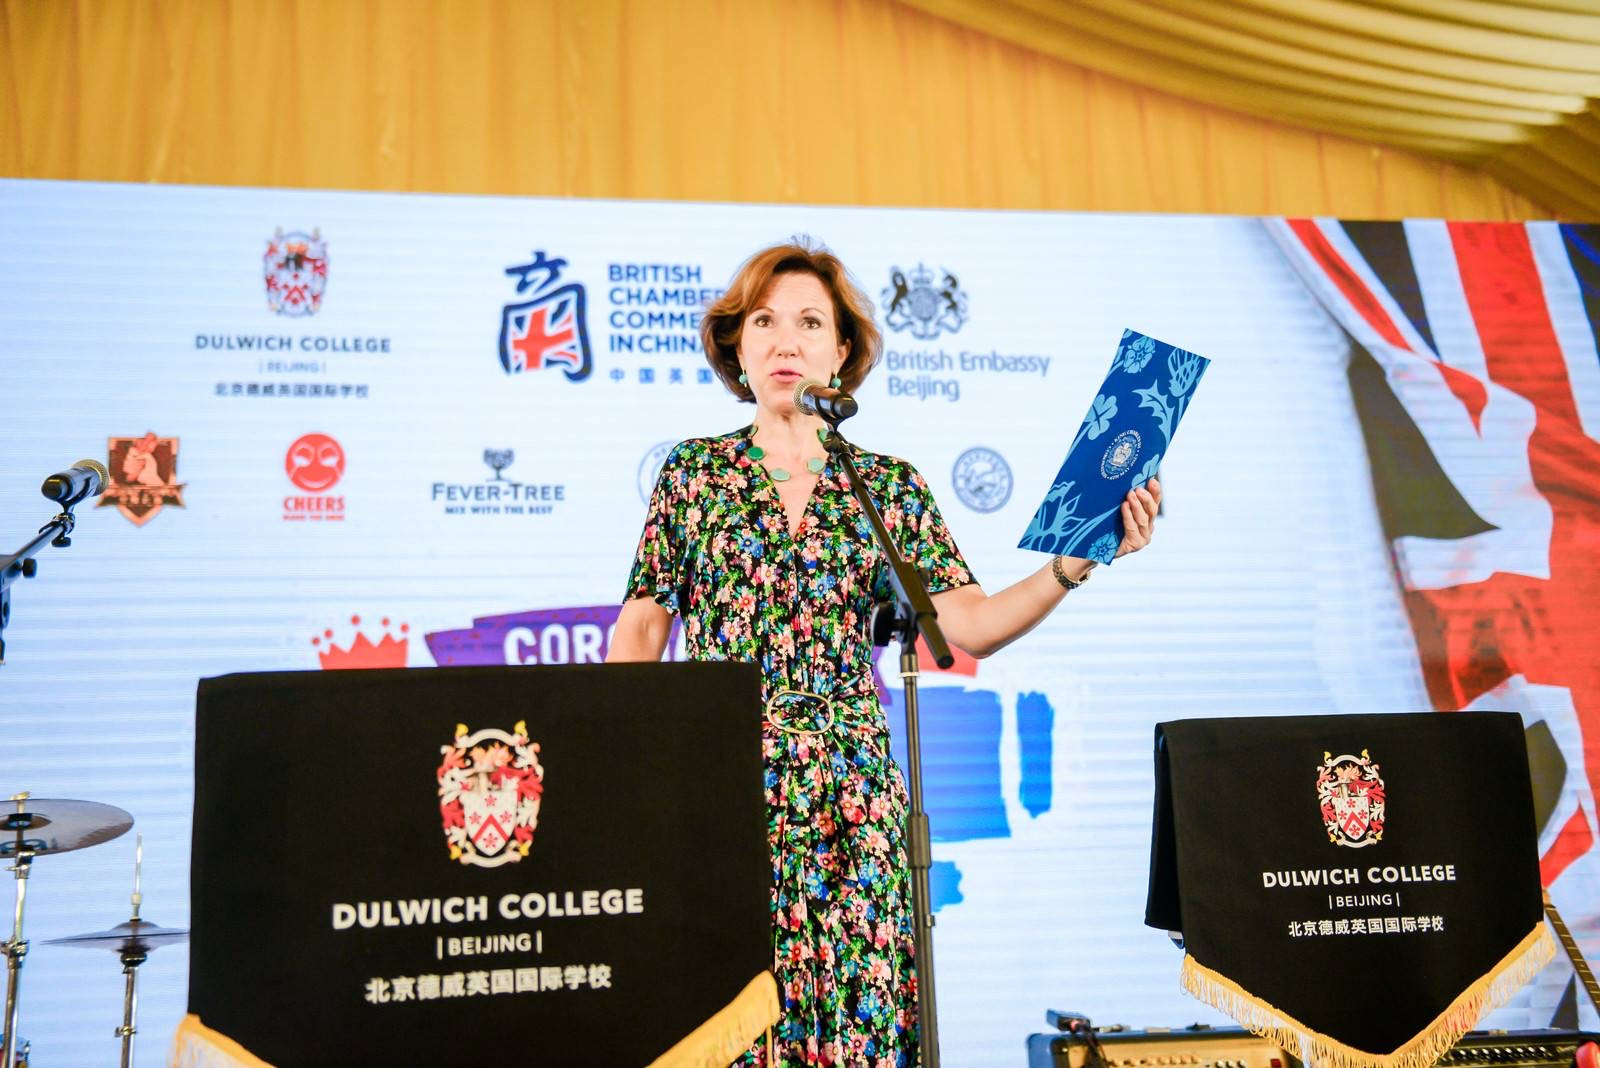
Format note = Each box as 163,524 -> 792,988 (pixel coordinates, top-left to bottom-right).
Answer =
2,792 -> 134,1068
48,833 -> 187,1068
1027,1017 -> 1298,1068
1543,889 -> 1600,1018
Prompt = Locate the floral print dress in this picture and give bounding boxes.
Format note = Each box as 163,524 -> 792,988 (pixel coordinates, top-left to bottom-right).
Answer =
626,427 -> 974,1067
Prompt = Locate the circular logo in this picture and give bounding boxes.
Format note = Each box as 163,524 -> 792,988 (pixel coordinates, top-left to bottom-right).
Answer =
637,440 -> 677,504
1100,429 -> 1141,480
952,447 -> 1013,513
286,433 -> 345,491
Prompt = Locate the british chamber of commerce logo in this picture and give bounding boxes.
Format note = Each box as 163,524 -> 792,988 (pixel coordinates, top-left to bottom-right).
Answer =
437,722 -> 545,867
284,433 -> 346,521
499,251 -> 593,381
952,447 -> 1013,513
882,263 -> 968,339
98,432 -> 185,526
312,615 -> 410,669
1318,749 -> 1386,848
264,228 -> 328,317
637,440 -> 677,504
432,450 -> 566,516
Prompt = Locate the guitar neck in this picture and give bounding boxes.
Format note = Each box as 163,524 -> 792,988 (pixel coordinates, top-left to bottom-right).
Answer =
1544,889 -> 1600,1016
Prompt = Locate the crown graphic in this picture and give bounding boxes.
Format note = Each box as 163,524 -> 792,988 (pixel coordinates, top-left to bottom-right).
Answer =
312,614 -> 409,670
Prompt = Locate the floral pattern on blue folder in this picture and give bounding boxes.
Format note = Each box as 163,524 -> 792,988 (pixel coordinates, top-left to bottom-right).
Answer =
1018,329 -> 1209,563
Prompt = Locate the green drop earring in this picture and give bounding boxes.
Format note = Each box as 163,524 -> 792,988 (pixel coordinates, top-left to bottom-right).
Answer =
830,375 -> 842,388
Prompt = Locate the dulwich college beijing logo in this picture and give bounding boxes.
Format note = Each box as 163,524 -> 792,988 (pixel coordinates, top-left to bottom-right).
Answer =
1318,749 -> 1386,848
283,433 -> 345,521
98,432 -> 185,526
264,228 -> 328,317
499,251 -> 593,381
882,263 -> 968,339
312,615 -> 410,669
438,722 -> 545,867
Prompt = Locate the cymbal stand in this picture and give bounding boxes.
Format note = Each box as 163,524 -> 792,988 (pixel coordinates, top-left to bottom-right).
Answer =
3,793 -> 37,1068
115,834 -> 146,1068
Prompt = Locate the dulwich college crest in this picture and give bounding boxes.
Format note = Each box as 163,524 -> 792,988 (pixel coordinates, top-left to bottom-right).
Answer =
438,722 -> 545,867
1317,749 -> 1386,848
499,251 -> 593,381
882,263 -> 968,339
264,228 -> 328,317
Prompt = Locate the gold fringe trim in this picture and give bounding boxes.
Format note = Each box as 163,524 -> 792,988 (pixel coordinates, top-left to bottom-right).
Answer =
649,970 -> 781,1068
169,1014 -> 276,1068
1180,923 -> 1554,1068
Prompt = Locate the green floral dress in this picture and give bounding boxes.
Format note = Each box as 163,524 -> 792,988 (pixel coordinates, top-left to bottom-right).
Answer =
626,427 -> 974,1067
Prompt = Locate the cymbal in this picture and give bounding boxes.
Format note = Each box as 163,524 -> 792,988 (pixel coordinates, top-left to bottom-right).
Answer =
0,798 -> 133,856
46,919 -> 188,952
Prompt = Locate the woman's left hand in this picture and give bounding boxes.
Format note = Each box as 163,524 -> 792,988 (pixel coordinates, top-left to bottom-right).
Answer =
1115,477 -> 1161,558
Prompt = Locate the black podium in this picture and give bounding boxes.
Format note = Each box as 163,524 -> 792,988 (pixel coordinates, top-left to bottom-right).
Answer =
1145,712 -> 1553,1068
186,663 -> 772,1067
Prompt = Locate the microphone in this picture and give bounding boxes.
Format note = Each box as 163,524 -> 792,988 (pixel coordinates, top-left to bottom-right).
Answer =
40,459 -> 109,504
793,378 -> 859,422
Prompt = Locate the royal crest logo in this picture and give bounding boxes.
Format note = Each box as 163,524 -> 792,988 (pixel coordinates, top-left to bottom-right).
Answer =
264,228 -> 328,317
952,447 -> 1013,513
1317,749 -> 1386,848
882,263 -> 968,339
438,721 -> 545,867
1100,429 -> 1142,480
97,432 -> 186,526
499,251 -> 593,381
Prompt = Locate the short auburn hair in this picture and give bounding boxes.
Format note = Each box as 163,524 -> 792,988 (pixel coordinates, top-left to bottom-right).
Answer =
700,240 -> 882,403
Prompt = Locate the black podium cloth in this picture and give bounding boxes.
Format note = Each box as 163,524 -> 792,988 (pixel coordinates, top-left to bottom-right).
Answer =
189,663 -> 772,1067
1145,712 -> 1552,1068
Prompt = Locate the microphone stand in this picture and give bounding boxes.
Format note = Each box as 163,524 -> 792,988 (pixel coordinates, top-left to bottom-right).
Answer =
0,501 -> 83,667
820,421 -> 954,1068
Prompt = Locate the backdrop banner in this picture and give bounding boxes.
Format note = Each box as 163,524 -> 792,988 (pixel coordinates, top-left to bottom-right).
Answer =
1,178 -> 1596,1062
1146,712 -> 1554,1068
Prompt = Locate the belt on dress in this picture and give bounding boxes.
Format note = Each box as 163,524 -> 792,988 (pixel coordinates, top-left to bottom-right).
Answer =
763,688 -> 885,737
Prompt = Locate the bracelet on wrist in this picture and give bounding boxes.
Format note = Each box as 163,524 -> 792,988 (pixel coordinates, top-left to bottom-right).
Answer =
1051,555 -> 1096,591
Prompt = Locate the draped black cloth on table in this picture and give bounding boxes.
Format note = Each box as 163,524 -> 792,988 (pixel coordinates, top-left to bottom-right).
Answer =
1146,712 -> 1552,1068
186,663 -> 773,1068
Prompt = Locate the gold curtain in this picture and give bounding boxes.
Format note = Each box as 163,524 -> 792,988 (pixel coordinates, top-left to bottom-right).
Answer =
0,0 -> 1553,220
900,0 -> 1600,219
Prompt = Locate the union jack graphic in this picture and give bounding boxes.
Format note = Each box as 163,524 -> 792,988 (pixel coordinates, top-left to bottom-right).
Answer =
1270,217 -> 1600,1025
499,251 -> 593,381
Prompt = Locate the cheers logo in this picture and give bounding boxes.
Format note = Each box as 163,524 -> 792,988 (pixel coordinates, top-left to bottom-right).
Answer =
284,433 -> 346,521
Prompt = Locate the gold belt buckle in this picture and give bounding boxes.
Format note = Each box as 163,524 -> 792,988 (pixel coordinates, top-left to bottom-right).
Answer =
763,689 -> 837,736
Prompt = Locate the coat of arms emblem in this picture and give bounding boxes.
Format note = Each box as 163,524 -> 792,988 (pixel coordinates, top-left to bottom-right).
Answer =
1317,749 -> 1385,848
264,228 -> 328,317
882,263 -> 968,339
97,432 -> 186,526
438,721 -> 545,867
499,251 -> 593,381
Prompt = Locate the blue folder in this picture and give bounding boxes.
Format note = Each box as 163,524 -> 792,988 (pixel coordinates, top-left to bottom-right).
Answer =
1019,329 -> 1209,563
